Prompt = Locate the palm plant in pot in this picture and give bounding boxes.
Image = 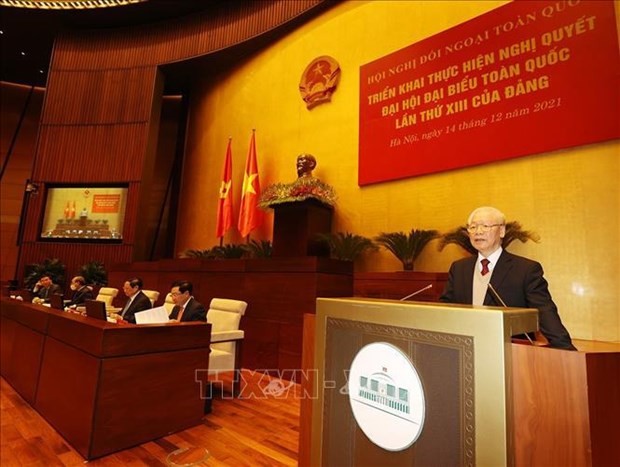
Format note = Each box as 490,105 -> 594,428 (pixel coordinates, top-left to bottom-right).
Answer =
374,229 -> 439,270
316,232 -> 378,261
438,221 -> 540,255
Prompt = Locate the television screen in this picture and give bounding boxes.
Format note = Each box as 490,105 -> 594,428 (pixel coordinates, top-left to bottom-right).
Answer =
40,185 -> 128,242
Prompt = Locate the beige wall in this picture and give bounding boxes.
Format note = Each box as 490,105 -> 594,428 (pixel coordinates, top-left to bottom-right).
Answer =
180,1 -> 619,342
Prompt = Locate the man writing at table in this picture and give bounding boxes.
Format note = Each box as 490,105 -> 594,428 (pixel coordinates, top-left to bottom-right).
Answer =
119,277 -> 152,324
440,206 -> 576,350
168,280 -> 206,322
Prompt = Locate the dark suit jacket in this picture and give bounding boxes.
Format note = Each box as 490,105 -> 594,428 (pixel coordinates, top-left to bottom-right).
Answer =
33,283 -> 62,302
120,290 -> 152,324
440,250 -> 575,350
169,297 -> 207,322
66,285 -> 94,308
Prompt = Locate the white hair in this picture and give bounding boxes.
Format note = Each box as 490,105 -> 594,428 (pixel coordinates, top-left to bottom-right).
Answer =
467,206 -> 506,224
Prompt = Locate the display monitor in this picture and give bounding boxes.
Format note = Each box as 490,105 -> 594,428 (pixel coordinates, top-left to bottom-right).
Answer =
49,293 -> 64,310
39,185 -> 128,242
85,300 -> 108,321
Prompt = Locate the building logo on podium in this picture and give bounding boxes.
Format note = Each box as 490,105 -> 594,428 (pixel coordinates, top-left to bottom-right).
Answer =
348,342 -> 425,451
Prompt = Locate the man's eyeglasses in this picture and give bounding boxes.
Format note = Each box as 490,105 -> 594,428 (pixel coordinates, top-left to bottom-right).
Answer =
466,223 -> 503,233
170,291 -> 183,297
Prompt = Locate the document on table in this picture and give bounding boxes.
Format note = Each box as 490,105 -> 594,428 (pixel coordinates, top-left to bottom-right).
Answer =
134,305 -> 170,324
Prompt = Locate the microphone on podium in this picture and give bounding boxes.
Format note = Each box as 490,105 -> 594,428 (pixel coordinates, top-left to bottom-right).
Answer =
487,283 -> 535,345
487,283 -> 507,307
399,284 -> 432,301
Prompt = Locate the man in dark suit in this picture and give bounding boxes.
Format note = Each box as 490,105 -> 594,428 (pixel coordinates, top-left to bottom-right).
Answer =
32,275 -> 62,304
65,275 -> 94,308
168,280 -> 206,322
119,277 -> 152,324
440,206 -> 576,350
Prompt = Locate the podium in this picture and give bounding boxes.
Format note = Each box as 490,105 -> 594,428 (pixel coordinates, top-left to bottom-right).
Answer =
271,198 -> 333,257
309,298 -> 538,466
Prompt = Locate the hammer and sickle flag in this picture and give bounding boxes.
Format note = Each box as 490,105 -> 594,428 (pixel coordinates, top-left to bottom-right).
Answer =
215,139 -> 234,238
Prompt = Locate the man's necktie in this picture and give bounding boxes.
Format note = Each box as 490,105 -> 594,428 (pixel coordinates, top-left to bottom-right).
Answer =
176,306 -> 185,322
481,258 -> 490,276
121,299 -> 131,317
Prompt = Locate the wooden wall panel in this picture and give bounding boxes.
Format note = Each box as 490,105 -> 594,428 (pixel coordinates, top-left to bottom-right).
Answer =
34,126 -> 150,182
51,1 -> 328,70
43,68 -> 157,124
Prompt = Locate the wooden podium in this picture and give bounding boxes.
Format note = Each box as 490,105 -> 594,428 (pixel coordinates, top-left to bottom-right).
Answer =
271,198 -> 333,257
309,298 -> 538,466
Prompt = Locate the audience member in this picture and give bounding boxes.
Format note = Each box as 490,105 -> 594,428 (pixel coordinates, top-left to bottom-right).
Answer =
119,277 -> 152,324
65,275 -> 94,308
440,206 -> 576,350
32,275 -> 62,304
168,280 -> 206,322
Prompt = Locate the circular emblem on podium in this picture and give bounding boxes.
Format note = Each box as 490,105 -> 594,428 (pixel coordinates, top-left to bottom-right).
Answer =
348,342 -> 425,451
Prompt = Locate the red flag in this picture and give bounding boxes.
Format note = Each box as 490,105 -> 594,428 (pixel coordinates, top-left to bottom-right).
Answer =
215,139 -> 234,238
238,131 -> 263,237
70,201 -> 76,219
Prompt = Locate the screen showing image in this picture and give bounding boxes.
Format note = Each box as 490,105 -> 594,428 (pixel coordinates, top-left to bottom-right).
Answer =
40,186 -> 128,241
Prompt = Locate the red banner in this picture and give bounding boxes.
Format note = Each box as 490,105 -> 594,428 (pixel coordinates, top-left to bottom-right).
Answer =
92,194 -> 121,213
359,0 -> 620,185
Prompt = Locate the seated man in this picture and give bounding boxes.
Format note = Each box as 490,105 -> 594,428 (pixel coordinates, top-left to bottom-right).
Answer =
168,280 -> 206,322
65,275 -> 94,308
118,277 -> 152,324
32,275 -> 62,304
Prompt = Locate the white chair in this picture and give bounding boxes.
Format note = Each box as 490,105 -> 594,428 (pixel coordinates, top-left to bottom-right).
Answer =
142,289 -> 160,306
163,293 -> 175,314
208,298 -> 247,396
95,287 -> 118,307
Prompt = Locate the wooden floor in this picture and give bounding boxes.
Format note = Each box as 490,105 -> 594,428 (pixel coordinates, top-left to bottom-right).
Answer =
0,371 -> 301,466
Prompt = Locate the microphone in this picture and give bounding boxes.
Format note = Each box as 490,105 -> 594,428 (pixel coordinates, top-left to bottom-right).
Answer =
487,283 -> 535,345
487,283 -> 507,307
400,284 -> 432,301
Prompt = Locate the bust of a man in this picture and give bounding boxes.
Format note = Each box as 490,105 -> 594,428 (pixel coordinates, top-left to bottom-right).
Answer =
296,153 -> 317,178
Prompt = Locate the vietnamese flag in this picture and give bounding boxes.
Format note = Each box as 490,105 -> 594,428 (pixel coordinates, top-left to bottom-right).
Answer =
70,201 -> 76,219
64,202 -> 70,219
215,139 -> 234,238
238,130 -> 263,238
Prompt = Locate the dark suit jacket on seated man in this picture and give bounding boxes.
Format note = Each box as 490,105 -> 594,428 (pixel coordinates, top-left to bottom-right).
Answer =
168,280 -> 207,322
65,275 -> 94,308
440,206 -> 576,350
32,275 -> 62,303
119,277 -> 152,324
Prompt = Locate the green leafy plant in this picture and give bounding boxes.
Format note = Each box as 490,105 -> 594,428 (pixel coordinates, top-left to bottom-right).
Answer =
79,260 -> 108,286
212,244 -> 247,259
244,239 -> 273,258
316,232 -> 377,261
23,258 -> 66,289
438,221 -> 540,255
180,248 -> 217,259
374,229 -> 439,270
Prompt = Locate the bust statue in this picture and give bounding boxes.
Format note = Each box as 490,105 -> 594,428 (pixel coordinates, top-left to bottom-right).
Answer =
296,153 -> 317,178
259,153 -> 336,208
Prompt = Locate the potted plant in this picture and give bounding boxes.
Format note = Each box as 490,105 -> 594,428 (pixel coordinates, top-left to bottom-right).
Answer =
180,248 -> 217,259
79,260 -> 108,286
374,229 -> 439,271
23,257 -> 66,289
316,232 -> 377,261
244,239 -> 273,258
438,221 -> 540,255
212,244 -> 247,259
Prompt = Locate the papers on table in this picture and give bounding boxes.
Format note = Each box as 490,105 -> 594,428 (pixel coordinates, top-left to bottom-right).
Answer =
134,305 -> 170,324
